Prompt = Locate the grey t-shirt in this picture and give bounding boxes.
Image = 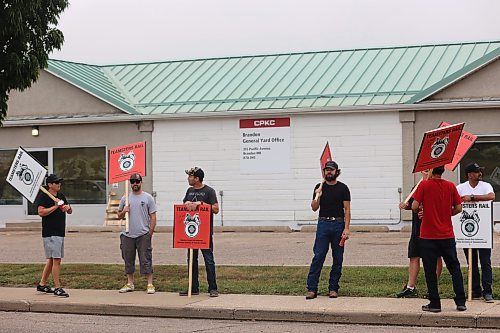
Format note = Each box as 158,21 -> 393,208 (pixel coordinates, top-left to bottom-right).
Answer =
119,191 -> 157,238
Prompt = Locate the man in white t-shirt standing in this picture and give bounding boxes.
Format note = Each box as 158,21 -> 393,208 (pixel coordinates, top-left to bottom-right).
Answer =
457,162 -> 496,303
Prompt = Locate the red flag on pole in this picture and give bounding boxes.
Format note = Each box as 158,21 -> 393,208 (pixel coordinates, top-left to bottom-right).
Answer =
320,142 -> 332,172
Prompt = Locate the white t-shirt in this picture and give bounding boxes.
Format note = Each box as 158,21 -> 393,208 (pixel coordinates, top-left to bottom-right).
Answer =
456,181 -> 494,196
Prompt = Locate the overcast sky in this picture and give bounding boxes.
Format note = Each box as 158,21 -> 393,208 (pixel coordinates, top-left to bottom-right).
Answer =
50,0 -> 500,65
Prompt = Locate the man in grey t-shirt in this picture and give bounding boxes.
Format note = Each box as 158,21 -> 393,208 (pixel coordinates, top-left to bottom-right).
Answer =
117,173 -> 157,294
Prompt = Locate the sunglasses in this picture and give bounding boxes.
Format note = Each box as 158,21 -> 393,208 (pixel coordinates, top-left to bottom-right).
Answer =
130,179 -> 141,184
50,181 -> 61,184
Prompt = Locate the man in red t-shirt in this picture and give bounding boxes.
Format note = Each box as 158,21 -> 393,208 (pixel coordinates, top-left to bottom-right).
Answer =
412,165 -> 465,313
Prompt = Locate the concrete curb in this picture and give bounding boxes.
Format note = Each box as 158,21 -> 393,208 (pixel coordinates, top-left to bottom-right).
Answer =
300,225 -> 390,232
2,224 -> 382,233
2,220 -> 393,233
1,288 -> 500,328
2,300 -> 500,328
1,223 -> 499,234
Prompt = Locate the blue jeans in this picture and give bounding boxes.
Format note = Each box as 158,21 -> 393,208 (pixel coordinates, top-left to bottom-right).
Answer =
463,248 -> 492,296
187,234 -> 217,292
306,219 -> 345,293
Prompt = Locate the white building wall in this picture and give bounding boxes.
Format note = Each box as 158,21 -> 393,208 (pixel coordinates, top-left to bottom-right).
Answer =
152,111 -> 403,228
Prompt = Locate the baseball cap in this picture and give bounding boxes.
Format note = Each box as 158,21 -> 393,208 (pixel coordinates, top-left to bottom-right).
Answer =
46,174 -> 63,183
129,173 -> 143,181
323,161 -> 339,170
185,166 -> 204,179
464,162 -> 484,174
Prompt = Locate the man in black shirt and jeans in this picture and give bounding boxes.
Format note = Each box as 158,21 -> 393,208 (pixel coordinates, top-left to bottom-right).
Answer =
179,167 -> 220,297
35,174 -> 72,297
306,161 -> 351,299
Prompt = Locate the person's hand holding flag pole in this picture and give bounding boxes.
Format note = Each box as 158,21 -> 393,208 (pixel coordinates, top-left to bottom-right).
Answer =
315,142 -> 332,202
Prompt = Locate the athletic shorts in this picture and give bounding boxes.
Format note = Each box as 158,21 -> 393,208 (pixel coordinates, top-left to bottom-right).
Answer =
120,233 -> 153,275
43,236 -> 65,259
407,233 -> 421,258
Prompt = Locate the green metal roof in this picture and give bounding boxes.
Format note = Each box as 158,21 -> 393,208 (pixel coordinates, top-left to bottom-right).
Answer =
47,41 -> 500,115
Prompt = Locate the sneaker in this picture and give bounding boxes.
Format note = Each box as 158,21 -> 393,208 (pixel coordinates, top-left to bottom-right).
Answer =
119,283 -> 134,293
36,284 -> 54,293
179,290 -> 199,296
209,289 -> 219,297
457,305 -> 467,311
396,286 -> 418,298
305,291 -> 317,300
146,284 -> 155,294
329,290 -> 338,298
484,294 -> 494,303
53,288 -> 69,297
422,303 -> 441,313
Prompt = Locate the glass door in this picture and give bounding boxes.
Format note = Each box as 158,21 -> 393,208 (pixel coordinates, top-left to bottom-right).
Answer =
25,149 -> 50,215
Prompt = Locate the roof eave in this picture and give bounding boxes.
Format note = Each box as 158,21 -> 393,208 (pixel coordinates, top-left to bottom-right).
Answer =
4,100 -> 500,127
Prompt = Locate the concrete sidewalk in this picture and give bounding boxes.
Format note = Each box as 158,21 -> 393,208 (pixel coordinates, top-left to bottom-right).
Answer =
1,287 -> 499,329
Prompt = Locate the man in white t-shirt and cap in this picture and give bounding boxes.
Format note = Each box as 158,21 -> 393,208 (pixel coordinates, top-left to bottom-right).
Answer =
457,162 -> 496,302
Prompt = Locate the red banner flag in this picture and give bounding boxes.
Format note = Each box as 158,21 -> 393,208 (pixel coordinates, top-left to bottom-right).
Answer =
413,123 -> 464,173
439,122 -> 477,171
108,141 -> 146,184
320,142 -> 332,171
173,204 -> 211,249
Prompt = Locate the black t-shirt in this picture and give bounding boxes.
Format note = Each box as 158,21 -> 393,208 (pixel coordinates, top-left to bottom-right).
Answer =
407,197 -> 421,237
183,185 -> 218,230
312,181 -> 350,218
35,190 -> 68,237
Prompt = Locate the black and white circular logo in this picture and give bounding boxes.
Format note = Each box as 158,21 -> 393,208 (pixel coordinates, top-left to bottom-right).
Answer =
430,136 -> 449,159
118,152 -> 135,171
16,164 -> 34,185
460,210 -> 480,237
184,213 -> 201,238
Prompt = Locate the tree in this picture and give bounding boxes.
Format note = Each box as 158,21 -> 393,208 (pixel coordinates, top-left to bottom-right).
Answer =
0,0 -> 68,125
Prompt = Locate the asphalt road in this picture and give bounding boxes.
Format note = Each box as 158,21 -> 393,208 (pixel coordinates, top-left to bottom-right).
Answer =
1,231 -> 499,266
0,312 -> 498,333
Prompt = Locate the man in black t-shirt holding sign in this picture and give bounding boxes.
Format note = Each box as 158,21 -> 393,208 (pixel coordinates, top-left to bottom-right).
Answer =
34,174 -> 72,297
179,167 -> 220,297
306,161 -> 351,300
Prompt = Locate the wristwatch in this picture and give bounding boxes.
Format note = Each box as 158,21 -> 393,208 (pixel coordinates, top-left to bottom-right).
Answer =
470,195 -> 475,201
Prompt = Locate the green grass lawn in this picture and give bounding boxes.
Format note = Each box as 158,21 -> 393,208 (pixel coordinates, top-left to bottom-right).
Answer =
1,264 -> 497,298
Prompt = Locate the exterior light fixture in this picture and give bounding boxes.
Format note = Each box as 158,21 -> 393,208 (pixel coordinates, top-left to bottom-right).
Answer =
31,126 -> 39,137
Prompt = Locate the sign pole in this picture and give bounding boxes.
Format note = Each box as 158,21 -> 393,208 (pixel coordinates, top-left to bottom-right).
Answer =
39,186 -> 60,204
403,178 -> 422,204
188,248 -> 193,298
314,181 -> 324,202
467,248 -> 472,302
403,171 -> 430,204
125,180 -> 129,233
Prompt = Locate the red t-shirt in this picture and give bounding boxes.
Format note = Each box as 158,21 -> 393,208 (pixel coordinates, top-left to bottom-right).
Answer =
412,178 -> 462,239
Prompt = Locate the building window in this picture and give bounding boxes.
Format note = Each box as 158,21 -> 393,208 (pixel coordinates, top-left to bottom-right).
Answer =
0,150 -> 23,205
460,141 -> 500,203
53,147 -> 107,204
